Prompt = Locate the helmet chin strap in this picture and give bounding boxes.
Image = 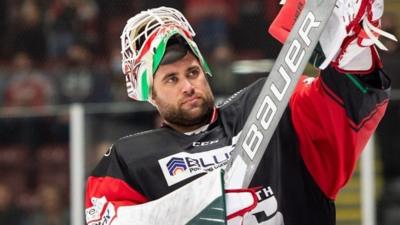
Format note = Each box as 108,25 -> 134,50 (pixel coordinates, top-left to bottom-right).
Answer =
148,95 -> 158,107
183,124 -> 210,135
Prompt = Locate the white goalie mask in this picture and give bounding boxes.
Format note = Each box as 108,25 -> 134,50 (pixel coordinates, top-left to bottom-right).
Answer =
120,7 -> 211,101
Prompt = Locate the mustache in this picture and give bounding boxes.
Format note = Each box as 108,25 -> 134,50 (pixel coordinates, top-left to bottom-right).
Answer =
180,93 -> 202,105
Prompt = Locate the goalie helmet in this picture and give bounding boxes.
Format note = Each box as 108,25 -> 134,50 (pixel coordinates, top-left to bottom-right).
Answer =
120,7 -> 211,101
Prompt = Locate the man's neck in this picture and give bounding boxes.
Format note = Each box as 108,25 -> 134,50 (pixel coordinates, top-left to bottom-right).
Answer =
163,107 -> 218,134
164,121 -> 209,134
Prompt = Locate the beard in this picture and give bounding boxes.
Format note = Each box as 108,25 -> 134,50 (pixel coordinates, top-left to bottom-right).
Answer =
156,94 -> 214,128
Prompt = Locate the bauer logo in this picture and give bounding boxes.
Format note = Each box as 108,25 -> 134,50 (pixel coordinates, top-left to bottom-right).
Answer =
159,146 -> 233,186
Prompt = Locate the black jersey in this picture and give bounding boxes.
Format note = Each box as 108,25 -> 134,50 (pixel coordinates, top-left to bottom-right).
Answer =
86,66 -> 390,225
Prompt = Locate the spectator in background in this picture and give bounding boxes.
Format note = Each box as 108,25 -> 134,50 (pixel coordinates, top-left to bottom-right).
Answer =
3,52 -> 55,108
27,184 -> 69,225
184,0 -> 237,95
45,0 -> 99,59
184,0 -> 236,56
54,42 -> 113,104
74,0 -> 99,51
0,182 -> 27,225
1,52 -> 55,148
44,0 -> 77,59
233,0 -> 280,59
12,0 -> 47,62
0,0 -> 7,58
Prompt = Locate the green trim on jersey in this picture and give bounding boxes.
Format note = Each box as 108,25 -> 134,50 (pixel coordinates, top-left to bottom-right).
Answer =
346,73 -> 369,94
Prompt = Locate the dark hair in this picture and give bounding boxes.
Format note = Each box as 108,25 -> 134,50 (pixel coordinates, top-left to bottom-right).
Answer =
160,35 -> 190,65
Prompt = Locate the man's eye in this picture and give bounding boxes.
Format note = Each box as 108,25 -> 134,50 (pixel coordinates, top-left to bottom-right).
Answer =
166,76 -> 178,83
188,69 -> 199,78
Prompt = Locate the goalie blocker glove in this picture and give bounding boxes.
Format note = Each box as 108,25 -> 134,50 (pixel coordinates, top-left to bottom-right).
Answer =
269,0 -> 398,74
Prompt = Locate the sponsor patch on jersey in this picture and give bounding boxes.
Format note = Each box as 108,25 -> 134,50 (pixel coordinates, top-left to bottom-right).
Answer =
159,146 -> 234,186
167,157 -> 187,176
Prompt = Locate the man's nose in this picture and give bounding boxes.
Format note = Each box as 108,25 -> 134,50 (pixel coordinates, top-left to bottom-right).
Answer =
181,78 -> 195,95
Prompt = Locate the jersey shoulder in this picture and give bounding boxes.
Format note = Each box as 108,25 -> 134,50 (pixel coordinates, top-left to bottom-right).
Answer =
218,77 -> 266,110
114,128 -> 176,162
217,78 -> 266,134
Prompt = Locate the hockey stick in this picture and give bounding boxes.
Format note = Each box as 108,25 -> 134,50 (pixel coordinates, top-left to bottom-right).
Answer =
224,0 -> 337,188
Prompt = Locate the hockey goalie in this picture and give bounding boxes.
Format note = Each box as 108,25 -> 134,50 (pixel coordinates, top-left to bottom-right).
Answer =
85,0 -> 396,224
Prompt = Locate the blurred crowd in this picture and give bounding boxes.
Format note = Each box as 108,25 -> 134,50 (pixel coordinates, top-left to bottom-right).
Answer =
0,0 -> 399,225
0,0 -> 283,110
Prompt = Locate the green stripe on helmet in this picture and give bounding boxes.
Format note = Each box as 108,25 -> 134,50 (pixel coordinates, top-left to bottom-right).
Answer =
151,29 -> 211,77
152,39 -> 168,73
186,38 -> 212,76
141,70 -> 150,100
151,29 -> 180,73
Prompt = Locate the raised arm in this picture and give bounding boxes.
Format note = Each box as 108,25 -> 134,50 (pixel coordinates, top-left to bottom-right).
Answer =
289,67 -> 389,199
270,0 -> 394,199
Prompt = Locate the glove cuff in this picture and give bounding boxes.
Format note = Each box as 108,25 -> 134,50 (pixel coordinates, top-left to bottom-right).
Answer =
331,35 -> 382,74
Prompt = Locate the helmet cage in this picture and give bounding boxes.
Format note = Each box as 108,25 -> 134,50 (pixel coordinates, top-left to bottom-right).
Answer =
120,7 -> 211,101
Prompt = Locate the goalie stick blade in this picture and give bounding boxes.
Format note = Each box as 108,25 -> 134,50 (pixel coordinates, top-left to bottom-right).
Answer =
224,0 -> 337,189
